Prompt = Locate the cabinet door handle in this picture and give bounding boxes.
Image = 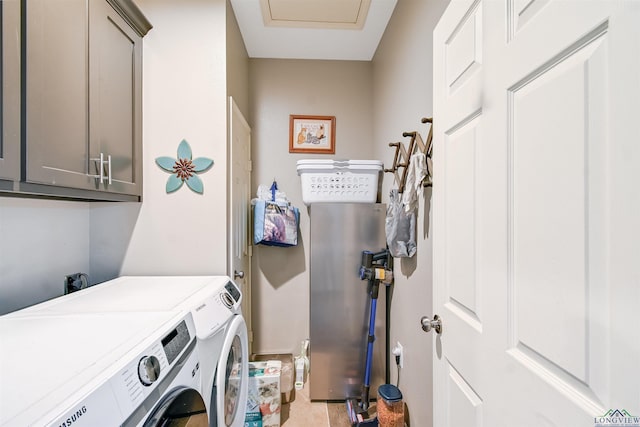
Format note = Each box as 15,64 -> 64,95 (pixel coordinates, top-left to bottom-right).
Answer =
106,154 -> 112,185
90,153 -> 111,185
91,153 -> 105,183
99,152 -> 105,183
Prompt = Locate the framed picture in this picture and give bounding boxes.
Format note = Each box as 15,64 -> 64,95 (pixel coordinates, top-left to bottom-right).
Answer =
289,115 -> 336,154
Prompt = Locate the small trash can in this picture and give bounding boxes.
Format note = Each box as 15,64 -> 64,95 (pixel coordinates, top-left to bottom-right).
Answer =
377,384 -> 404,427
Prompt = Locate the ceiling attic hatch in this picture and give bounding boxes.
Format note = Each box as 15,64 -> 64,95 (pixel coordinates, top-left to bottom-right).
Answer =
260,0 -> 371,29
231,0 -> 397,60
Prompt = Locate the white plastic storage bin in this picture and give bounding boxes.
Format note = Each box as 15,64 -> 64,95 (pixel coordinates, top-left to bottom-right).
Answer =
297,159 -> 383,205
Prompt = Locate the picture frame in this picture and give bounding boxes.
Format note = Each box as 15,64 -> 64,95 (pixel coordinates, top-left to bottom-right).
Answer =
289,115 -> 336,154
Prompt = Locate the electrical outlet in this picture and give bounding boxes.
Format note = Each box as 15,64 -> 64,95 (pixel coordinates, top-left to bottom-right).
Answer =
393,341 -> 404,369
64,275 -> 77,295
64,273 -> 89,295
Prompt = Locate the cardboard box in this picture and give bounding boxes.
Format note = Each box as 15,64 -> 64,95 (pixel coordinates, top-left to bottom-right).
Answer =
251,353 -> 294,403
244,411 -> 262,427
246,360 -> 281,427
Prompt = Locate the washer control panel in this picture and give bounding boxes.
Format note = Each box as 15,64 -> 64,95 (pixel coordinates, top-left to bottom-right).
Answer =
224,281 -> 242,304
136,320 -> 190,386
48,314 -> 198,427
216,280 -> 242,311
113,317 -> 196,410
189,279 -> 243,339
161,320 -> 190,364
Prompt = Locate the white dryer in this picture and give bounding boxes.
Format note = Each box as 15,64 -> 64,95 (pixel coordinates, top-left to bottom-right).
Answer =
11,276 -> 249,427
0,311 -> 207,427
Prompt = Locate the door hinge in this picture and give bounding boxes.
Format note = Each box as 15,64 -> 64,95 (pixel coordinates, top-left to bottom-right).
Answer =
248,245 -> 253,257
247,160 -> 253,172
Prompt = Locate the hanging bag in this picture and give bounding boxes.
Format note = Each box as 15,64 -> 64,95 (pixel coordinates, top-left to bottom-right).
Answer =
253,200 -> 300,247
386,189 -> 417,257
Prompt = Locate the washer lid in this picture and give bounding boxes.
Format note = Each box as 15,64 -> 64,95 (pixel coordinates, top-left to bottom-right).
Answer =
0,311 -> 185,427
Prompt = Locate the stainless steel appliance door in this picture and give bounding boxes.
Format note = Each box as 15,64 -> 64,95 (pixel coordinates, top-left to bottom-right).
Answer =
310,203 -> 387,401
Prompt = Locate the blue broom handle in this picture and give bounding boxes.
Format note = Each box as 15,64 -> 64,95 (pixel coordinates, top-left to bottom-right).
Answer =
364,297 -> 378,387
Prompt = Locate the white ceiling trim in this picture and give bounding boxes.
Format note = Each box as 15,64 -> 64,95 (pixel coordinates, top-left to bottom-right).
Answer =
230,0 -> 398,61
260,0 -> 371,30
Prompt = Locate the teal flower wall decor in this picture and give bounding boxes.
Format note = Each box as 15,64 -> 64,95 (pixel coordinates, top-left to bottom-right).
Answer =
155,139 -> 214,194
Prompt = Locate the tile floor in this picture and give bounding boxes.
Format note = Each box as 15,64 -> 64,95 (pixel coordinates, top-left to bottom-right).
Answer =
279,381 -> 351,427
278,380 -> 405,427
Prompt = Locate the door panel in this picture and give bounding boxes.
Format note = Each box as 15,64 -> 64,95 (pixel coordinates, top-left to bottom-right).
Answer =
25,0 -> 92,189
445,0 -> 482,95
433,0 -> 639,425
508,0 -> 551,41
433,1 -> 485,427
447,362 -> 482,427
445,115 -> 481,326
90,0 -> 142,195
229,97 -> 252,353
507,28 -> 609,404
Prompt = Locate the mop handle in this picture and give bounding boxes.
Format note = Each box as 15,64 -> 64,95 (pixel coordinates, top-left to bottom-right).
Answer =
364,296 -> 378,389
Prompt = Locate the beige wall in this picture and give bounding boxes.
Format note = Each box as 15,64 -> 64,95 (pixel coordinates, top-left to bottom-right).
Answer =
248,59 -> 374,354
94,0 -> 231,277
0,197 -> 90,314
226,0 -> 249,120
372,0 -> 449,426
248,3 -> 449,424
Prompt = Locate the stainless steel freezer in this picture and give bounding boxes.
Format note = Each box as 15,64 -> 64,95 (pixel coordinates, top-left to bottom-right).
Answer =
309,203 -> 387,401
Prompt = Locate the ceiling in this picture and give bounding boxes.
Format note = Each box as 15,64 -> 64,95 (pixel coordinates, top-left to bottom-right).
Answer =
229,0 -> 398,61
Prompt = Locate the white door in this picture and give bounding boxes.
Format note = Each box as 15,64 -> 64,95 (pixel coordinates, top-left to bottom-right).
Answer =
432,1 -> 640,426
228,96 -> 253,353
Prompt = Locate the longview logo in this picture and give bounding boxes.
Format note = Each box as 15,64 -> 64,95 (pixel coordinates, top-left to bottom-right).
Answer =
595,409 -> 640,427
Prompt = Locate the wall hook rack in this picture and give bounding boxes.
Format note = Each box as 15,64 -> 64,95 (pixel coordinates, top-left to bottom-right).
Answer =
384,117 -> 433,193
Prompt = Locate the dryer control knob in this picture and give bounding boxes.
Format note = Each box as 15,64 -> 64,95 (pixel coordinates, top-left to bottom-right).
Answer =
138,355 -> 161,386
220,292 -> 233,308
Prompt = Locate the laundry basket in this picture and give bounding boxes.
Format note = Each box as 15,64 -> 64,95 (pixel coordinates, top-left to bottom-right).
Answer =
296,159 -> 383,205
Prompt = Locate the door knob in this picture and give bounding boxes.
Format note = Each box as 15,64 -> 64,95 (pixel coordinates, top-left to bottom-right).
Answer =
234,270 -> 245,279
421,314 -> 442,334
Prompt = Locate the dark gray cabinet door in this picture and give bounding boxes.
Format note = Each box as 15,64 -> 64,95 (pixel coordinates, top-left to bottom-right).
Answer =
24,0 -> 147,198
24,0 -> 95,190
0,0 -> 21,185
89,0 -> 142,196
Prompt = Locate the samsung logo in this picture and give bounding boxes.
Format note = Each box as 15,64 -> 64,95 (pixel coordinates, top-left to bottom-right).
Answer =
195,303 -> 207,311
58,406 -> 87,427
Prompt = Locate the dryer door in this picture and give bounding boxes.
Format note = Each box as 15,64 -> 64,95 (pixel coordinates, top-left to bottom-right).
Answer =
211,315 -> 248,427
143,387 -> 207,427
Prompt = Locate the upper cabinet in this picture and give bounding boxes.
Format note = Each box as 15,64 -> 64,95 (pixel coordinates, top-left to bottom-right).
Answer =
90,0 -> 146,196
0,0 -> 20,187
25,0 -> 91,191
23,0 -> 151,200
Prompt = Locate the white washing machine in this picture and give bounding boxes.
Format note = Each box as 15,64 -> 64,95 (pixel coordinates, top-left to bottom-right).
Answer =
0,311 -> 208,427
10,276 -> 249,427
